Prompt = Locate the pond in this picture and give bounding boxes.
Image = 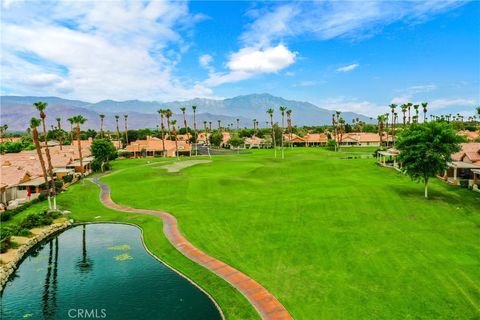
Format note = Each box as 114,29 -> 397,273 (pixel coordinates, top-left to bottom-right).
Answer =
1,224 -> 222,320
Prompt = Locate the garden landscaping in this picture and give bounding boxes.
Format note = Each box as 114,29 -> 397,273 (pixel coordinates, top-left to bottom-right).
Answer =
2,147 -> 479,319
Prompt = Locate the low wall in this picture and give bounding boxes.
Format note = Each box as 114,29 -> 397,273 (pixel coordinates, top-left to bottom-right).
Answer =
0,220 -> 73,292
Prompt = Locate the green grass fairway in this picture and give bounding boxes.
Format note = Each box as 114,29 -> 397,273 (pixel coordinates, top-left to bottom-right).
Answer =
102,148 -> 480,319
7,148 -> 479,319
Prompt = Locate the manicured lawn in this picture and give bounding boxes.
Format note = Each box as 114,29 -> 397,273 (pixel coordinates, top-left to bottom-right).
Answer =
5,148 -> 479,319
101,148 -> 480,319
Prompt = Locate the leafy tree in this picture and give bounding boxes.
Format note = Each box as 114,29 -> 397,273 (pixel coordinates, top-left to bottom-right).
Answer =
326,139 -> 337,150
91,139 -> 117,172
228,135 -> 244,148
209,131 -> 223,147
396,121 -> 464,198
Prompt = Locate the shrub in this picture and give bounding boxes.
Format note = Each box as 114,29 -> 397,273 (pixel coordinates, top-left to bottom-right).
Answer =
19,210 -> 60,229
0,211 -> 11,222
0,237 -> 10,253
459,179 -> 469,188
62,174 -> 74,183
55,180 -> 63,189
38,193 -> 46,201
326,139 -> 337,150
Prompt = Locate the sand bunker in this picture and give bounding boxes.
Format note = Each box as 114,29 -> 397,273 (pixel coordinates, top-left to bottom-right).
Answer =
159,160 -> 212,173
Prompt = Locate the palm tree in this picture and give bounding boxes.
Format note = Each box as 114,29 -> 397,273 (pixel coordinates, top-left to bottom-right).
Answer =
286,109 -> 293,148
407,102 -> 412,124
377,115 -> 386,147
114,115 -> 121,148
401,104 -> 408,127
34,101 -> 56,209
208,121 -> 212,131
192,105 -> 198,156
279,106 -> 287,159
99,114 -> 105,138
170,120 -> 179,159
338,118 -> 345,145
158,109 -> 166,157
422,102 -> 428,123
267,108 -> 276,158
217,119 -> 221,131
165,109 -> 172,140
56,117 -> 63,150
0,124 -> 7,144
180,107 -> 189,141
203,121 -> 208,145
413,104 -> 420,124
30,118 -> 52,209
252,119 -> 257,136
124,114 -> 129,145
67,117 -> 74,142
389,104 -> 397,145
72,115 -> 87,180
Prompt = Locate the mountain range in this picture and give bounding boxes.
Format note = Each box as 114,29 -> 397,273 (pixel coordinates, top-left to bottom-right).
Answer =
0,94 -> 372,131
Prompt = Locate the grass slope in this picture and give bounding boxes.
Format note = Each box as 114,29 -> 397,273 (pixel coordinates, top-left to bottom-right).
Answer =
101,148 -> 480,319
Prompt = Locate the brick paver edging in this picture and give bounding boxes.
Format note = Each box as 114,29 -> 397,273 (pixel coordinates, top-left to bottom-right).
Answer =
90,177 -> 292,320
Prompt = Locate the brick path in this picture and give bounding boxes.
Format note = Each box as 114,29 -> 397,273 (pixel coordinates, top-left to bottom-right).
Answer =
91,177 -> 292,320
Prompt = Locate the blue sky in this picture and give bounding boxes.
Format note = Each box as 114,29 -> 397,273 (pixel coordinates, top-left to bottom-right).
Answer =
1,0 -> 479,117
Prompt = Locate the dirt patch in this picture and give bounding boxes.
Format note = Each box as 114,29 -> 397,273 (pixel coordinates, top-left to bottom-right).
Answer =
158,160 -> 212,173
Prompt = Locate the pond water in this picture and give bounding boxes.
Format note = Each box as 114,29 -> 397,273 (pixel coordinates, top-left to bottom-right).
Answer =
1,224 -> 222,320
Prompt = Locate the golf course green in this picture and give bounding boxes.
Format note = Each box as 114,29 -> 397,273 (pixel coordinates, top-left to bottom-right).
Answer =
8,148 -> 480,319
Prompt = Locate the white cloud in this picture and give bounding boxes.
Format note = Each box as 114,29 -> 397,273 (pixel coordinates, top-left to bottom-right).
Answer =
1,1 -> 212,101
318,97 -> 384,117
429,98 -> 476,110
206,44 -> 296,86
336,63 -> 359,72
294,81 -> 316,87
240,1 -> 466,46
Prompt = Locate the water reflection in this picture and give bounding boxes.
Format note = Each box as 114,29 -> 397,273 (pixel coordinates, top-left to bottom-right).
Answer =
76,225 -> 94,272
1,224 -> 222,320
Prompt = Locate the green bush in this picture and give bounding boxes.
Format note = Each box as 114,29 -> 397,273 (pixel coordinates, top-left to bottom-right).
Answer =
62,174 -> 74,183
55,180 -> 63,189
1,211 -> 11,222
459,179 -> 469,188
19,211 -> 61,229
0,237 -> 11,253
38,193 -> 47,201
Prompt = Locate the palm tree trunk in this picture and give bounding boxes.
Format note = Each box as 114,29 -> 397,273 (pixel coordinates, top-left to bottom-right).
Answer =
116,121 -> 120,148
57,120 -> 63,150
270,115 -> 276,158
174,127 -> 179,160
41,117 -> 56,209
161,115 -> 166,157
193,111 -> 197,156
32,128 -> 52,209
424,179 -> 429,198
281,114 -> 285,159
77,125 -> 84,180
100,118 -> 104,138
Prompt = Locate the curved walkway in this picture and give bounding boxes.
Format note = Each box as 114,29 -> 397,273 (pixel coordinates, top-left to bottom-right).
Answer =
90,176 -> 292,320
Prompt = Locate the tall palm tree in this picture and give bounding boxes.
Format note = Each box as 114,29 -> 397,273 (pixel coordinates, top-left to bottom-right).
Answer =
56,117 -> 63,150
0,124 -> 8,144
67,117 -> 74,142
170,120 -> 179,159
158,109 -> 166,157
407,102 -> 412,124
217,119 -> 221,131
389,104 -> 397,145
338,118 -> 345,146
72,115 -> 87,180
401,104 -> 408,127
124,114 -> 129,145
236,118 -> 240,131
286,109 -> 293,148
203,120 -> 208,144
252,119 -> 257,136
422,102 -> 428,123
30,118 -> 52,209
279,106 -> 287,159
180,107 -> 189,141
192,105 -> 198,156
267,108 -> 276,158
377,115 -> 386,147
99,114 -> 105,138
413,104 -> 420,124
208,121 -> 212,131
34,101 -> 56,209
165,109 -> 172,140
114,115 -> 121,148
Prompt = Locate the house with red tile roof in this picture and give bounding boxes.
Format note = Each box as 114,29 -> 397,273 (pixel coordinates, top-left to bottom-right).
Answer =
339,133 -> 382,147
125,136 -> 191,157
445,143 -> 480,187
